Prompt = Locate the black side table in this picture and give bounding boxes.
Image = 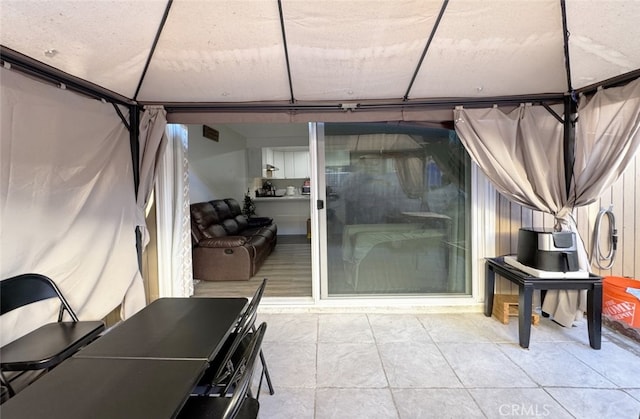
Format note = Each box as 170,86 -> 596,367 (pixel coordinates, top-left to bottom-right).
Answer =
485,256 -> 602,349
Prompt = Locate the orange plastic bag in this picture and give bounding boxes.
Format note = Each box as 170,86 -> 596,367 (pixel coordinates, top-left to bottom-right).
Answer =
603,276 -> 640,328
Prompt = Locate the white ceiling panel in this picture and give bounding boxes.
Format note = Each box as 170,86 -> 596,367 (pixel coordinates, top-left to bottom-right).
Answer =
566,0 -> 640,89
137,0 -> 290,102
1,0 -> 639,107
411,0 -> 567,98
0,0 -> 167,98
283,0 -> 442,101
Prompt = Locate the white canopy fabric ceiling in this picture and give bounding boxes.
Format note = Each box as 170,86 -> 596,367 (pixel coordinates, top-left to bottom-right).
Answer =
1,0 -> 640,112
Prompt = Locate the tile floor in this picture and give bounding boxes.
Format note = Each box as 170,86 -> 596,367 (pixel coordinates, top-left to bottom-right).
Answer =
252,312 -> 640,419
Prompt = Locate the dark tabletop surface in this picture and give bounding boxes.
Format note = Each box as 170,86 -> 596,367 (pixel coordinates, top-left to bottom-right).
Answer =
0,357 -> 208,419
487,256 -> 602,284
75,297 -> 248,361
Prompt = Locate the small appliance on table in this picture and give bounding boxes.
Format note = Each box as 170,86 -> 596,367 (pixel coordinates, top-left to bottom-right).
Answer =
504,227 -> 589,278
301,179 -> 311,195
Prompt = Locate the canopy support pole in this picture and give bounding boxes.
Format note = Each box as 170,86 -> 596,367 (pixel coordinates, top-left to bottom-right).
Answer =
134,0 -> 173,101
129,105 -> 142,269
277,0 -> 295,103
403,0 -> 449,101
563,95 -> 577,200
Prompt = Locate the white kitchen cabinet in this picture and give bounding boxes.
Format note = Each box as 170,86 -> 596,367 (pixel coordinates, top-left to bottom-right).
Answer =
272,150 -> 285,179
262,147 -> 309,179
261,147 -> 280,178
262,147 -> 274,176
293,151 -> 310,178
283,152 -> 295,179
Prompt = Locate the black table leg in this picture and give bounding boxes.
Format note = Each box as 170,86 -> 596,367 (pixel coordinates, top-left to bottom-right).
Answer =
485,265 -> 495,317
518,284 -> 534,348
587,284 -> 602,350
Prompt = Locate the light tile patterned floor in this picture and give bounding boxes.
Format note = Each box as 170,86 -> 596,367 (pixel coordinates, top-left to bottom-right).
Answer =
252,312 -> 640,419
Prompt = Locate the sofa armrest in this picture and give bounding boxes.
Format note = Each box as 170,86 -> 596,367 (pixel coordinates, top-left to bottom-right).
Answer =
247,217 -> 273,228
198,236 -> 247,248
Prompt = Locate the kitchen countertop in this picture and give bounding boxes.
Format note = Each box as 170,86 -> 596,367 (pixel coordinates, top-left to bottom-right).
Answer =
254,195 -> 310,201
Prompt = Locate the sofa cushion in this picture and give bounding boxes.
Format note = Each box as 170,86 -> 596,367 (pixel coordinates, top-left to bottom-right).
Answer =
202,224 -> 228,239
224,198 -> 243,217
235,215 -> 249,230
211,200 -> 233,220
247,216 -> 273,228
221,218 -> 240,235
224,197 -> 275,228
191,202 -> 222,242
242,225 -> 276,241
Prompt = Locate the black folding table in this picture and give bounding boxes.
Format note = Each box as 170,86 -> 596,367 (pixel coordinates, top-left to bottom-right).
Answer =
75,297 -> 247,361
0,357 -> 208,418
0,297 -> 248,418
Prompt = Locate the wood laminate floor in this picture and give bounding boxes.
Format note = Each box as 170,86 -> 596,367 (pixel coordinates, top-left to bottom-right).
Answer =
193,235 -> 312,298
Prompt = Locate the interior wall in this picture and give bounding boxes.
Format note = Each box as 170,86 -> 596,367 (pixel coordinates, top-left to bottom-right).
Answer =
188,124 -> 248,203
495,150 -> 640,293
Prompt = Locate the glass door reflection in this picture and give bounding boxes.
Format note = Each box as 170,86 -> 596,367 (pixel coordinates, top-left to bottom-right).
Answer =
322,123 -> 471,296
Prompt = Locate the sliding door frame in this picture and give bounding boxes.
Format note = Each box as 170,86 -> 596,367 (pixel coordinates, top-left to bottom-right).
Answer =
310,122 -> 496,308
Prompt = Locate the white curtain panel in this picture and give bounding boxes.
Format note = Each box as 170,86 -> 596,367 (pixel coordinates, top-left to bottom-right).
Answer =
0,68 -> 143,343
394,156 -> 424,199
571,77 -> 640,207
454,104 -> 566,215
136,106 -> 168,248
121,106 -> 169,319
166,124 -> 193,297
454,79 -> 640,326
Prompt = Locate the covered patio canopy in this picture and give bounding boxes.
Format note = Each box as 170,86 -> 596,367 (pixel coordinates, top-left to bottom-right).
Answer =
1,0 -> 639,115
1,1 -> 640,332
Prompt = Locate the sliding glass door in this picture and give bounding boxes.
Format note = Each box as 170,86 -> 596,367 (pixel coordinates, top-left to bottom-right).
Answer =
317,122 -> 472,297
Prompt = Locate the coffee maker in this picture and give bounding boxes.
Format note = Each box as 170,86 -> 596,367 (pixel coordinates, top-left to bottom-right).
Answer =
261,180 -> 275,196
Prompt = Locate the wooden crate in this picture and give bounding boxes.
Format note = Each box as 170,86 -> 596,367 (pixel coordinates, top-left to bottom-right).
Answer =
493,294 -> 540,325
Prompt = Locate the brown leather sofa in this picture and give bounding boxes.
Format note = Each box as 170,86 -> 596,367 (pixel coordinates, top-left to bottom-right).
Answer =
190,198 -> 277,281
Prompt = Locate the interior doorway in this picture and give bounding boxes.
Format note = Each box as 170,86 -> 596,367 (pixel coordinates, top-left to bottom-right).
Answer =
187,123 -> 313,300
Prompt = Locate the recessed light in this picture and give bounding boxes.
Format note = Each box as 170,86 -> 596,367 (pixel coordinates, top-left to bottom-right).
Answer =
44,49 -> 58,58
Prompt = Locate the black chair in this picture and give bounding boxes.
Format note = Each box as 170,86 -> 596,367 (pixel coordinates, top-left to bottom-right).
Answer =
239,279 -> 274,397
178,323 -> 267,419
195,278 -> 274,398
0,273 -> 105,398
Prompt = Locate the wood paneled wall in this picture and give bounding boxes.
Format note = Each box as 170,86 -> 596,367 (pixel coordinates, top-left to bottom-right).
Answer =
495,151 -> 640,293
